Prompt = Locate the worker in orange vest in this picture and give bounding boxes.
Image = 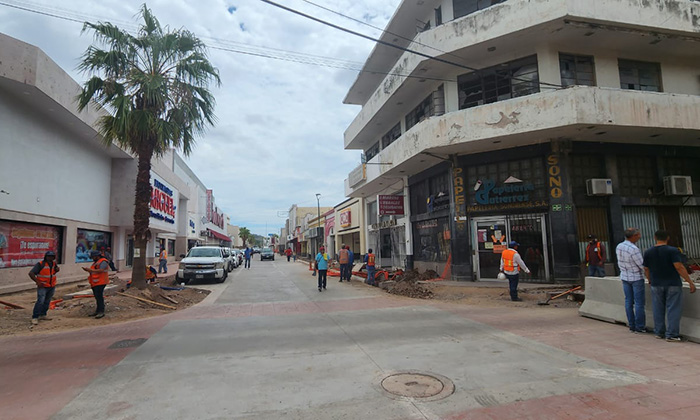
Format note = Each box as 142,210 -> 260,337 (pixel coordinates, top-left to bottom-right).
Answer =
28,250 -> 60,325
82,250 -> 110,318
585,234 -> 606,277
364,248 -> 376,286
500,241 -> 530,301
158,246 -> 168,274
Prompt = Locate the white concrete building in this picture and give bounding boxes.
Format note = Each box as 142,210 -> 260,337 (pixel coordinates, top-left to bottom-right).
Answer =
344,0 -> 700,281
0,33 -> 229,293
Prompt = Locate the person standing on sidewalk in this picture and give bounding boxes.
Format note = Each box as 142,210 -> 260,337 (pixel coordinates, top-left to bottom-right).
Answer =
316,246 -> 329,291
643,229 -> 696,342
500,241 -> 530,302
586,234 -> 606,277
338,244 -> 349,282
285,247 -> 293,262
158,246 -> 168,274
105,247 -> 118,272
244,246 -> 252,269
82,250 -> 110,318
364,249 -> 376,286
347,246 -> 354,282
28,250 -> 60,325
616,228 -> 647,333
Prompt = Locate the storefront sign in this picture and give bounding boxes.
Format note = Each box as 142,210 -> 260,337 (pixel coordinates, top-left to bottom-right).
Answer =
150,176 -> 177,225
453,167 -> 467,231
427,192 -> 450,212
0,221 -> 61,268
378,195 -> 405,215
417,219 -> 438,229
189,219 -> 196,234
468,201 -> 548,212
475,179 -> 535,205
339,209 -> 352,227
547,154 -> 563,199
349,164 -> 366,187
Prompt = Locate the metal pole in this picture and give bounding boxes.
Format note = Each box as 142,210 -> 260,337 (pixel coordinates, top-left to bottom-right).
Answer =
316,193 -> 321,251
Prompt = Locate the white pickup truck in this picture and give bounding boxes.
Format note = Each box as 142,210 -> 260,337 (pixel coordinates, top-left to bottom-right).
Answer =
176,246 -> 228,285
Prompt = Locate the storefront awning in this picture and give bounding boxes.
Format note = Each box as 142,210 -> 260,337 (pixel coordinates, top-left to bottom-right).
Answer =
207,229 -> 231,242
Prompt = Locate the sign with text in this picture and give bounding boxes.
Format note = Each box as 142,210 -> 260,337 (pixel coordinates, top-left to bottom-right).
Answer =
339,209 -> 352,227
0,221 -> 61,268
378,195 -> 405,216
348,164 -> 366,187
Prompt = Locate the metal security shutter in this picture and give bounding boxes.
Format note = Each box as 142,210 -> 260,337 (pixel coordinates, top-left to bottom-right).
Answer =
680,207 -> 700,258
622,207 -> 658,254
576,207 -> 610,262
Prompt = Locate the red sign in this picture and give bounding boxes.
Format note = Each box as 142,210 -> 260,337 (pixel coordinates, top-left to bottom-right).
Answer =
378,195 -> 405,215
339,210 -> 351,227
0,221 -> 60,269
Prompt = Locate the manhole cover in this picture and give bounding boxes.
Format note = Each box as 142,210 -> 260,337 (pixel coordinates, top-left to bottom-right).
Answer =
108,338 -> 147,349
380,372 -> 454,400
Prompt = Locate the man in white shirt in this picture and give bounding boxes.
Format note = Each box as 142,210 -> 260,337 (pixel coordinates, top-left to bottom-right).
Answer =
616,227 -> 646,333
500,241 -> 530,302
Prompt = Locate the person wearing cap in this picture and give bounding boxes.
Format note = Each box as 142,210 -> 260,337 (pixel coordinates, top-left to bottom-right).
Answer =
82,250 -> 110,318
28,251 -> 60,325
338,243 -> 349,282
315,246 -> 330,292
500,241 -> 530,302
586,234 -> 606,277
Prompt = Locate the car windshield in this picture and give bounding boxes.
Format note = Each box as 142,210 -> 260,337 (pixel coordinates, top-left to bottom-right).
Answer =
187,248 -> 220,258
262,248 -> 272,253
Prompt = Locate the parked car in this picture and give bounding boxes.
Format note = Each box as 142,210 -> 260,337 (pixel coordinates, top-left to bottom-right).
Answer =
253,246 -> 261,254
260,247 -> 275,261
221,247 -> 236,272
176,246 -> 227,284
233,249 -> 244,266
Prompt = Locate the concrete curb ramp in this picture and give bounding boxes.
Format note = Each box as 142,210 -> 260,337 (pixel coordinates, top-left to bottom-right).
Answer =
579,276 -> 700,343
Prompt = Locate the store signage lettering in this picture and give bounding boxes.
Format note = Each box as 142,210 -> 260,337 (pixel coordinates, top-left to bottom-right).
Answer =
417,220 -> 438,229
468,201 -> 548,212
0,222 -> 60,269
340,209 -> 352,227
547,154 -> 563,199
150,177 -> 176,224
475,179 -> 535,205
453,167 -> 467,231
189,219 -> 196,233
378,195 -> 405,215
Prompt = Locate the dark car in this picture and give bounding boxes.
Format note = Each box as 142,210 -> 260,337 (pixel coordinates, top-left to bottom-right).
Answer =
260,247 -> 275,261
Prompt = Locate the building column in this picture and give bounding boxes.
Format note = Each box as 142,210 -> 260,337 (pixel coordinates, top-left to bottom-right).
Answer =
403,178 -> 414,269
606,155 -> 625,256
449,157 -> 472,280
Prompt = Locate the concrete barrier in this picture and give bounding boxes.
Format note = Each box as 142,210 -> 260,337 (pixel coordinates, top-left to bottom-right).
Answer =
579,276 -> 700,343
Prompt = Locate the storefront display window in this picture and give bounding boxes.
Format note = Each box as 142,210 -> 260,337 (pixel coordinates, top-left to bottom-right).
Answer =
76,229 -> 112,262
413,217 -> 450,262
0,220 -> 62,268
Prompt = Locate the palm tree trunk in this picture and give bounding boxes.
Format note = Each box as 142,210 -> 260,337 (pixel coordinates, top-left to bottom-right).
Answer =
131,144 -> 154,290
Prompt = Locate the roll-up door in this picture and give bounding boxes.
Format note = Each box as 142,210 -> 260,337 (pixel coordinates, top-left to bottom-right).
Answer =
680,207 -> 700,259
622,207 -> 658,254
576,207 -> 610,263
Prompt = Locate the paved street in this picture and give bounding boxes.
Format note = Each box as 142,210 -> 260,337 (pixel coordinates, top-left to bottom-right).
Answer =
2,260 -> 700,419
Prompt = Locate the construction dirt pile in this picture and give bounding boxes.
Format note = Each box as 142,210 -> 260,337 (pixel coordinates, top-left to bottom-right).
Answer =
385,269 -> 435,299
0,275 -> 209,336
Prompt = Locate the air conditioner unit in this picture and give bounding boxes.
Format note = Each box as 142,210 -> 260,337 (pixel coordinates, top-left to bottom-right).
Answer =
664,176 -> 693,196
586,179 -> 613,196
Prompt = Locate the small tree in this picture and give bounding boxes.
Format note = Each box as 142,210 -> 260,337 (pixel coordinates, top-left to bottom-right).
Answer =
240,227 -> 251,247
77,4 -> 220,289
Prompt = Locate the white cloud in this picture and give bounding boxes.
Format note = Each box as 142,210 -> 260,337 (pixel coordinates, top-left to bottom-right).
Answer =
0,0 -> 401,235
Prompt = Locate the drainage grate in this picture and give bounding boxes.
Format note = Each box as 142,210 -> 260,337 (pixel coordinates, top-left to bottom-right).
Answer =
379,371 -> 455,401
108,338 -> 148,349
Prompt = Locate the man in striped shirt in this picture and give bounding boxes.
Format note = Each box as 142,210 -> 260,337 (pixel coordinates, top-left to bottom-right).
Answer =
615,227 -> 646,333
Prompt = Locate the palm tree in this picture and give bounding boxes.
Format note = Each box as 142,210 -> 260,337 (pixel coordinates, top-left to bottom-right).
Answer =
77,4 -> 220,289
239,227 -> 251,247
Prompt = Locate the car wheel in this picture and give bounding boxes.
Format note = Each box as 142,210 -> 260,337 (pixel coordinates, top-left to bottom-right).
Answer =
218,270 -> 227,283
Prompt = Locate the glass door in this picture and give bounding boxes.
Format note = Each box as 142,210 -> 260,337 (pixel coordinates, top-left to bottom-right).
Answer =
472,217 -> 509,280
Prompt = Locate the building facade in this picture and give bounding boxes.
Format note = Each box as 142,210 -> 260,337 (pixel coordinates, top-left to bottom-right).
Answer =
343,0 -> 700,282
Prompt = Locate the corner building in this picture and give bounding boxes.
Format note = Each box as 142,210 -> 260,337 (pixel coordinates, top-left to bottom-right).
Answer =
343,0 -> 700,282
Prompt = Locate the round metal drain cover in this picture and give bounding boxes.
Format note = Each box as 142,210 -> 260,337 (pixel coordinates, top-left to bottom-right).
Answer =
380,372 -> 454,400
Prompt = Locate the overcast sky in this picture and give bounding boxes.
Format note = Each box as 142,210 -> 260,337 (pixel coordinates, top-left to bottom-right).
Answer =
0,0 -> 400,235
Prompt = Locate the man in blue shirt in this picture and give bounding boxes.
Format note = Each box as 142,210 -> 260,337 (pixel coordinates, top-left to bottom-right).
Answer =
244,246 -> 252,269
315,246 -> 329,292
643,230 -> 696,341
347,246 -> 354,282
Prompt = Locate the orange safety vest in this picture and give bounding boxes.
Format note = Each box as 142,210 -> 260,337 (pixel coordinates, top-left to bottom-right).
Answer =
88,257 -> 110,287
159,250 -> 168,260
501,249 -> 519,272
35,261 -> 58,288
585,241 -> 603,263
367,253 -> 376,267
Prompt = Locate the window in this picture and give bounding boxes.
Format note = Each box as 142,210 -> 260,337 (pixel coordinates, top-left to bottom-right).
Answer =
435,6 -> 442,26
365,141 -> 380,162
405,94 -> 434,130
413,217 -> 450,262
453,0 -> 507,19
381,123 -> 402,149
619,60 -> 662,92
571,155 -> 606,195
466,157 -> 547,203
559,54 -> 595,87
76,229 -> 111,263
618,156 -> 656,196
458,55 -> 539,110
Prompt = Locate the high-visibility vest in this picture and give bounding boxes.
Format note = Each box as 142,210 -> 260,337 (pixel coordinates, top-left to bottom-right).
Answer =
367,253 -> 376,267
339,249 -> 349,264
585,241 -> 603,262
35,261 -> 58,288
159,250 -> 168,260
88,258 -> 110,287
502,249 -> 518,272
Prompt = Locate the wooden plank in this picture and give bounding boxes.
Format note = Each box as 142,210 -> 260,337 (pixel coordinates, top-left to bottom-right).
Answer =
160,294 -> 179,305
0,299 -> 24,309
116,292 -> 176,310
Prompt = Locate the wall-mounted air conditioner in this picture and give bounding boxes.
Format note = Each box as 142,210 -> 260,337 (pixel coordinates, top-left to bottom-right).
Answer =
664,176 -> 693,196
586,179 -> 613,196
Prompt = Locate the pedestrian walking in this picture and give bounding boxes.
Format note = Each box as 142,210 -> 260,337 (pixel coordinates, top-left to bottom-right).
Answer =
338,243 -> 349,282
81,250 -> 110,318
158,246 -> 168,274
586,234 -> 606,277
500,241 -> 530,302
105,246 -> 118,272
244,246 -> 252,269
28,250 -> 60,325
285,247 -> 292,262
347,246 -> 354,282
643,229 -> 696,341
316,246 -> 329,292
364,249 -> 376,286
616,228 -> 647,333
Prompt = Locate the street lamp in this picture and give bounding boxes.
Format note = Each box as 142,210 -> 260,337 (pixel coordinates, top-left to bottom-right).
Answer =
316,193 -> 321,251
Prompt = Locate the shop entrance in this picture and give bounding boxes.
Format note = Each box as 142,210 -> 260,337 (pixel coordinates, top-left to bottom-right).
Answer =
471,214 -> 549,282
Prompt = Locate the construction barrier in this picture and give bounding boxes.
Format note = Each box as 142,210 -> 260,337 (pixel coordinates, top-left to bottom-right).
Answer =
579,276 -> 700,343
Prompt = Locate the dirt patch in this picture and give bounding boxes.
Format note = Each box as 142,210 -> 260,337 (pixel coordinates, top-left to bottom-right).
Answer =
384,269 -> 435,299
0,275 -> 209,336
